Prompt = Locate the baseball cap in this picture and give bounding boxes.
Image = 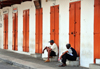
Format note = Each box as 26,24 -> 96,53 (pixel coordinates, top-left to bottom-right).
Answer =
49,40 -> 54,43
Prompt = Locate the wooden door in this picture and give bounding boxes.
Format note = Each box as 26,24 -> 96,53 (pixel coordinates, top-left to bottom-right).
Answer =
69,1 -> 80,56
12,12 -> 18,51
23,9 -> 29,52
3,14 -> 8,49
35,8 -> 43,54
94,0 -> 100,63
50,5 -> 59,47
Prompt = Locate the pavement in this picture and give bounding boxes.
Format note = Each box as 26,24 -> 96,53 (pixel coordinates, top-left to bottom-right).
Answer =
0,60 -> 23,69
0,49 -> 89,69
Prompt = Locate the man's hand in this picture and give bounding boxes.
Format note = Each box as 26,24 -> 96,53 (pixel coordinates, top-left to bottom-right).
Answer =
42,50 -> 44,53
59,51 -> 68,59
60,56 -> 62,59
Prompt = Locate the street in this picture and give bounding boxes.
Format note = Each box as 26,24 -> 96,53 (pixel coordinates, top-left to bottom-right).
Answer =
0,60 -> 23,69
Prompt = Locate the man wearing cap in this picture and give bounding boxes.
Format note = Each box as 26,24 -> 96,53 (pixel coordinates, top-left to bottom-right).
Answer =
42,40 -> 58,62
59,44 -> 77,67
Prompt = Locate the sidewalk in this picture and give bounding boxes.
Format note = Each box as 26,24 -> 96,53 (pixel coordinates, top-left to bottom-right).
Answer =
0,49 -> 88,69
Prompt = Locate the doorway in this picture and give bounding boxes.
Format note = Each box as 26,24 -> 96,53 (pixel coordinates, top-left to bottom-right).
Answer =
23,9 -> 29,52
3,14 -> 8,49
69,1 -> 81,56
12,12 -> 18,51
35,8 -> 43,54
50,5 -> 59,47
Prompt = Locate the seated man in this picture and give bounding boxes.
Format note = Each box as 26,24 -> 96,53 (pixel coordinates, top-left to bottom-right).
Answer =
59,44 -> 77,67
42,40 -> 58,62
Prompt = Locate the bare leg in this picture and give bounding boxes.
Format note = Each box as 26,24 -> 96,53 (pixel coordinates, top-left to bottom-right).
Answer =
47,49 -> 51,60
42,47 -> 48,53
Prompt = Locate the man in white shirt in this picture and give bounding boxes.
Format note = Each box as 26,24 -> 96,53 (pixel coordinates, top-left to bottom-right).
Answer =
59,44 -> 77,67
42,40 -> 58,62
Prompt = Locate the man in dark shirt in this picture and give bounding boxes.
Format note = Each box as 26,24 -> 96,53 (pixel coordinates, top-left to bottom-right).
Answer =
59,44 -> 78,67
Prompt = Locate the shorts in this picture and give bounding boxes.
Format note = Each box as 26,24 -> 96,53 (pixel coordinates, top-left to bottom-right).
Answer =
50,51 -> 56,56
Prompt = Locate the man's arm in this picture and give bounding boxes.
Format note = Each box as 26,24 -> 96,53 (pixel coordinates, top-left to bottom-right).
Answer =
60,51 -> 68,59
42,46 -> 47,53
42,46 -> 52,53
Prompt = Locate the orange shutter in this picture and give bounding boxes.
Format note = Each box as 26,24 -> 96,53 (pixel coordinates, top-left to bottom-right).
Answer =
23,10 -> 26,52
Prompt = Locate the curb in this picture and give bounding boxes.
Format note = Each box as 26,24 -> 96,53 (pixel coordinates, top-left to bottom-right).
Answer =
0,58 -> 35,69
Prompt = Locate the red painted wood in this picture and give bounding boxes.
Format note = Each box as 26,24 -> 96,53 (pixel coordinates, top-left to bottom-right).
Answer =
94,0 -> 100,63
50,6 -> 55,41
69,3 -> 75,48
54,5 -> 59,47
39,8 -> 43,54
23,9 -> 29,52
12,12 -> 18,51
50,5 -> 59,47
35,8 -> 43,54
69,1 -> 80,56
6,14 -> 8,49
15,12 -> 18,50
4,14 -> 8,49
23,10 -> 26,52
75,2 -> 80,56
26,9 -> 29,52
35,9 -> 39,53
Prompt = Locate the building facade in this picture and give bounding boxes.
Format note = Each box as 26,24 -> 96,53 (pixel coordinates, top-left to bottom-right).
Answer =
0,0 -> 100,68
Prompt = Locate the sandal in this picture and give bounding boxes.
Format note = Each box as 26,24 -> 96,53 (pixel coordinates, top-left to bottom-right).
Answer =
45,60 -> 50,62
59,64 -> 66,67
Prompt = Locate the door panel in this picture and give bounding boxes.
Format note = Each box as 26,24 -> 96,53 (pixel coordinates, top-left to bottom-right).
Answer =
69,3 -> 75,48
23,10 -> 29,52
35,8 -> 43,54
12,13 -> 15,50
39,8 -> 43,53
15,12 -> 18,50
54,5 -> 59,47
75,2 -> 80,56
50,6 -> 55,41
23,10 -> 26,52
94,0 -> 100,63
35,9 -> 39,53
94,1 -> 100,33
94,34 -> 100,59
5,14 -> 8,49
69,1 -> 80,56
26,10 -> 29,52
50,5 -> 59,47
12,12 -> 18,51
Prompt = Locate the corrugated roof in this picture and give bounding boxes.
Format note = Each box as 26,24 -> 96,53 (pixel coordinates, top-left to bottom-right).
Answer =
0,0 -> 32,9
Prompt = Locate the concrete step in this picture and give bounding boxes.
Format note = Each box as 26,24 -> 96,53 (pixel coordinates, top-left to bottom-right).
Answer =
31,53 -> 42,58
66,60 -> 79,66
43,56 -> 58,62
89,64 -> 100,69
57,57 -> 79,66
66,57 -> 79,66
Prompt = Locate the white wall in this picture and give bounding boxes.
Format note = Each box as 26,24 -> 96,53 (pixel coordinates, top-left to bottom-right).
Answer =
8,7 -> 13,50
0,9 -> 3,49
80,0 -> 94,67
